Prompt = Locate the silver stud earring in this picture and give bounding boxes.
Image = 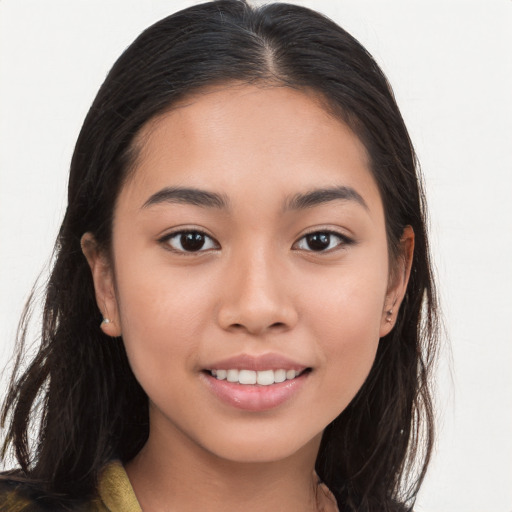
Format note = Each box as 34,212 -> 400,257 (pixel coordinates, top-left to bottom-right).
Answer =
386,310 -> 393,323
101,318 -> 111,325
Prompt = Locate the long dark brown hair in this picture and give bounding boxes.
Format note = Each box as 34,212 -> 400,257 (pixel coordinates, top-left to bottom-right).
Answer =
1,1 -> 438,510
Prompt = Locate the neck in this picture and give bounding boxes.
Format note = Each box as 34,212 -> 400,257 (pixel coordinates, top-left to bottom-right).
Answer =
125,424 -> 322,512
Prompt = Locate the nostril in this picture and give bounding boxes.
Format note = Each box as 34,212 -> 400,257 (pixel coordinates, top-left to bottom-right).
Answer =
227,321 -> 288,334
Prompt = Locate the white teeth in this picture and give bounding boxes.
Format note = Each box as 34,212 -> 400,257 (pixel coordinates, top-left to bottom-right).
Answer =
256,370 -> 274,386
274,369 -> 286,383
212,368 -> 302,385
238,370 -> 257,385
226,369 -> 239,382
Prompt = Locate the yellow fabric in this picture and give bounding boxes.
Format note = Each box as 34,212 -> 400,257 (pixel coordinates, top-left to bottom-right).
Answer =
0,462 -> 141,512
0,486 -> 33,512
96,460 -> 142,512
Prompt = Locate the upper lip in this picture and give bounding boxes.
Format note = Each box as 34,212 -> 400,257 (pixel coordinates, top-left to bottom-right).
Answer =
205,353 -> 309,372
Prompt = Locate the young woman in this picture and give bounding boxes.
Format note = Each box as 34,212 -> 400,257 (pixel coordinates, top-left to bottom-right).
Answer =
0,1 -> 438,510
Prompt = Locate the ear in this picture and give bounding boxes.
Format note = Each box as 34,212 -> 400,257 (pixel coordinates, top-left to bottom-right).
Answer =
379,225 -> 414,337
81,233 -> 122,337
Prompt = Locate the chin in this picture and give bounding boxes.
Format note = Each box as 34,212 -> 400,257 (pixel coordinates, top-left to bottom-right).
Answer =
200,428 -> 322,464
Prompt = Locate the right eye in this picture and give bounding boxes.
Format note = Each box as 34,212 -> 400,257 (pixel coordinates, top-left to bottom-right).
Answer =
160,230 -> 219,253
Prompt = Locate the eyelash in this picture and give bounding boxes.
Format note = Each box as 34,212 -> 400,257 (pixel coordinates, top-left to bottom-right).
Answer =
159,229 -> 354,254
159,230 -> 220,254
292,230 -> 354,253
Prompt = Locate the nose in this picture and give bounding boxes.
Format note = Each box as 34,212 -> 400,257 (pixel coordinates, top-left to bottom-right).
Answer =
216,248 -> 298,336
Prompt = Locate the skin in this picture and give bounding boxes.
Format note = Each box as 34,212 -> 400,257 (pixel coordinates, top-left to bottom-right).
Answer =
83,84 -> 413,512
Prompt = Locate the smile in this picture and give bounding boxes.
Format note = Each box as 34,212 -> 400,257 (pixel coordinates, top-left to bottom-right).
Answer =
203,369 -> 311,411
209,368 -> 305,385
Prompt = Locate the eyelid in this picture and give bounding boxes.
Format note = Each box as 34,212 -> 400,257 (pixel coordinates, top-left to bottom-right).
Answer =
292,229 -> 355,252
158,227 -> 220,253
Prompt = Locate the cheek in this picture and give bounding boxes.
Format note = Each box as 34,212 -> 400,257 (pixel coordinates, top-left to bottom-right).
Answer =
300,259 -> 387,408
113,257 -> 212,387
308,311 -> 381,423
303,258 -> 388,342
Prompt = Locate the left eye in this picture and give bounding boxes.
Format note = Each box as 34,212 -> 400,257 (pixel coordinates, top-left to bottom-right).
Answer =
162,231 -> 218,253
294,231 -> 351,252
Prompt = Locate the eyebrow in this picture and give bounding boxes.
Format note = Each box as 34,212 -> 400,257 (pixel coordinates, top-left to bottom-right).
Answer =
141,185 -> 368,212
285,186 -> 368,211
142,186 -> 228,209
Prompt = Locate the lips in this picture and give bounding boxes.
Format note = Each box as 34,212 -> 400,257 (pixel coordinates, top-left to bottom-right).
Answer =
202,353 -> 311,411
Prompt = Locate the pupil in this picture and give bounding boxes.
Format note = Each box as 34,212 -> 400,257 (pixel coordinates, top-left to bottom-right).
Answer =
306,233 -> 330,251
180,232 -> 205,251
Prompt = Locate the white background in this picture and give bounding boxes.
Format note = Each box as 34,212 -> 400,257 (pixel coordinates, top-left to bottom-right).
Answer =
1,1 -> 511,511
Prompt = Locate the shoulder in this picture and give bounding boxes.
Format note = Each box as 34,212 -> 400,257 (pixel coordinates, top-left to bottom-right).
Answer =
0,460 -> 136,512
0,478 -> 49,512
0,476 -> 104,512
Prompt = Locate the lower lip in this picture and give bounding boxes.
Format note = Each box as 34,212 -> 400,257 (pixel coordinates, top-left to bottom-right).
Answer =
203,372 -> 309,412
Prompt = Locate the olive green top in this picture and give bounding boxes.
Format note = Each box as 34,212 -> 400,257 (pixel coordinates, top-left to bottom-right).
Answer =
95,460 -> 142,511
0,461 -> 139,512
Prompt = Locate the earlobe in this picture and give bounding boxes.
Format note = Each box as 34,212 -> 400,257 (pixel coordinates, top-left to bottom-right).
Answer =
81,233 -> 122,337
379,226 -> 415,337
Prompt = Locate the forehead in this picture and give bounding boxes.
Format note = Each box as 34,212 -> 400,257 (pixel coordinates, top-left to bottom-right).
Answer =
119,84 -> 382,215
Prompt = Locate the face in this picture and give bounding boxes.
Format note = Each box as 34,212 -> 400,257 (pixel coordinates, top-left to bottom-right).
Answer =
84,84 -> 411,464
